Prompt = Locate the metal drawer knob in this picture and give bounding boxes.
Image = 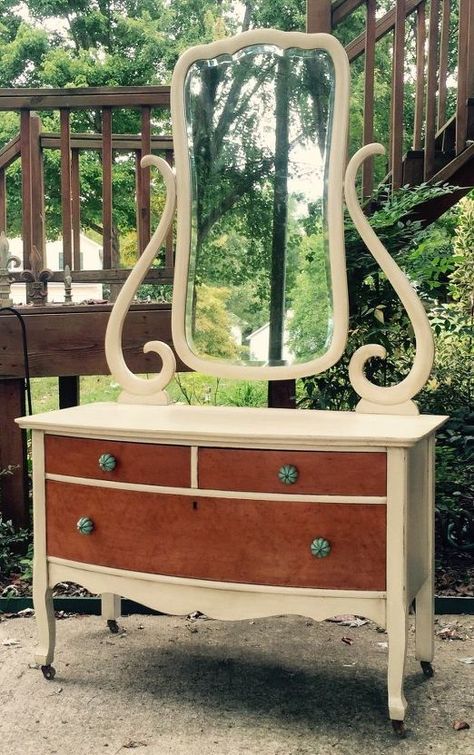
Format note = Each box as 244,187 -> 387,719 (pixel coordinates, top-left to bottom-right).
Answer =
98,453 -> 117,472
310,537 -> 331,558
278,464 -> 299,485
77,516 -> 94,535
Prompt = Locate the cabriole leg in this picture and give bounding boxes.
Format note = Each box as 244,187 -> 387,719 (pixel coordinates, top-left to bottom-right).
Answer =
387,604 -> 408,731
33,582 -> 56,677
102,593 -> 121,633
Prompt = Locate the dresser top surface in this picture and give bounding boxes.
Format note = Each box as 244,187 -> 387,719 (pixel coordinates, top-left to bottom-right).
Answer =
16,402 -> 447,448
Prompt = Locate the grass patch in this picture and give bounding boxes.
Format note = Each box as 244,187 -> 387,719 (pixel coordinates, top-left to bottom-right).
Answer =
30,373 -> 268,413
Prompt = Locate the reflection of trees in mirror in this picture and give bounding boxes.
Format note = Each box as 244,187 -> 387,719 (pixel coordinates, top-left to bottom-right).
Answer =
185,44 -> 334,366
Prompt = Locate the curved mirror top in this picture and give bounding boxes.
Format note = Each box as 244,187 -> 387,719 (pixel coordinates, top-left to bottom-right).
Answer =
184,43 -> 336,368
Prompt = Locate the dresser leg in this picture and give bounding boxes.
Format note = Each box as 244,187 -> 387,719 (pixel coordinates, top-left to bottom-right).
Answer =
415,578 -> 434,670
33,584 -> 56,668
387,605 -> 408,722
102,593 -> 121,633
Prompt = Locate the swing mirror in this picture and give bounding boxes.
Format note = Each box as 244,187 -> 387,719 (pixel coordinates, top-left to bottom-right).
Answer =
172,33 -> 350,380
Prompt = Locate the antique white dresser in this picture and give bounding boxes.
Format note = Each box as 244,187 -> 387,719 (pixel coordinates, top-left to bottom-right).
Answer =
17,29 -> 447,736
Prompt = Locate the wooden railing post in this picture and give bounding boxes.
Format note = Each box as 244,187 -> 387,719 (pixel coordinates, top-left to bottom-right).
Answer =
413,1 -> 426,150
102,107 -> 113,269
60,109 -> 73,271
424,0 -> 440,180
20,110 -> 33,271
363,0 -> 376,198
437,0 -> 450,131
138,105 -> 152,255
30,113 -> 46,265
391,0 -> 406,191
71,149 -> 81,270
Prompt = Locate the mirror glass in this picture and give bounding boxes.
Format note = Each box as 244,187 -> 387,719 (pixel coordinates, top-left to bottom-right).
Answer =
184,44 -> 335,368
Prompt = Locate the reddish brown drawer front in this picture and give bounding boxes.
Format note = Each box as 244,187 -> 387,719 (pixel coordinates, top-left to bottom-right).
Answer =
46,481 -> 386,590
45,436 -> 190,488
198,448 -> 386,496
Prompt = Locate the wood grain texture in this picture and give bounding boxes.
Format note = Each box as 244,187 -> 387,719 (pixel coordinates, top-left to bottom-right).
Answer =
45,481 -> 387,590
60,109 -> 72,269
0,303 -> 190,378
0,86 -> 171,110
198,448 -> 386,496
20,110 -> 32,269
101,107 -> 112,269
45,435 -> 191,487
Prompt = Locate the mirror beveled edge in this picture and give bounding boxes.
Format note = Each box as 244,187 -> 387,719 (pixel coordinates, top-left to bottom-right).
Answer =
170,29 -> 350,382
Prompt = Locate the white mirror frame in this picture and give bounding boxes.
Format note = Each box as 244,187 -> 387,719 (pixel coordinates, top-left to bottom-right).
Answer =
170,29 -> 350,381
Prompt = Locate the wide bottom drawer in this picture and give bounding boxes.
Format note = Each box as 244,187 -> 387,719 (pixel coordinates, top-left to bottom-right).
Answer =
46,481 -> 386,590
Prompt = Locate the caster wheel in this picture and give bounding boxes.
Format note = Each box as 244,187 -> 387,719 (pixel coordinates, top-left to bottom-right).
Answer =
421,661 -> 434,677
107,619 -> 119,634
41,664 -> 56,680
391,720 -> 406,738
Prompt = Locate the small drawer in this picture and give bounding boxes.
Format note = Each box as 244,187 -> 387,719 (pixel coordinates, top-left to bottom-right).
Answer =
46,481 -> 386,591
198,448 -> 386,496
45,435 -> 190,487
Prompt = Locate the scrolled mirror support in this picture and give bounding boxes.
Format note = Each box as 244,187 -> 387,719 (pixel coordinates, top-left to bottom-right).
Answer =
105,155 -> 177,405
344,144 -> 434,415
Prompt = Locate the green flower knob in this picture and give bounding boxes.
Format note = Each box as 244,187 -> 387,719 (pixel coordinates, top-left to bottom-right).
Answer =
278,464 -> 299,485
77,516 -> 94,535
98,453 -> 117,472
310,537 -> 331,558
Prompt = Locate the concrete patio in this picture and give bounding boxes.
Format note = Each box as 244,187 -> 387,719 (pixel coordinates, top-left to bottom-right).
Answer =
0,612 -> 472,754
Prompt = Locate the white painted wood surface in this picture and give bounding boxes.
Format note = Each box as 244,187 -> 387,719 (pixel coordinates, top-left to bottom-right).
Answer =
17,402 -> 447,448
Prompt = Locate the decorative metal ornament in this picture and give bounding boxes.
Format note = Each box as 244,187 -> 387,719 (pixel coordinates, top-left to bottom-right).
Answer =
310,537 -> 331,558
278,464 -> 299,485
77,516 -> 94,535
98,453 -> 117,472
20,245 -> 53,306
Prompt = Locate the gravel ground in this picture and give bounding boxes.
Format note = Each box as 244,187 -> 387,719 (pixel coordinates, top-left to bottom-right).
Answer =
0,612 -> 473,755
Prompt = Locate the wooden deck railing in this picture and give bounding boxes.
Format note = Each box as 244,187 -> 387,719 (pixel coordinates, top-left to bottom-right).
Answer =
0,4 -> 472,293
328,0 -> 474,194
0,86 -> 173,293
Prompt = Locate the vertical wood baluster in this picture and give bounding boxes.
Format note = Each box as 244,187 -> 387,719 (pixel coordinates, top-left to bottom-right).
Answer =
437,0 -> 450,131
135,149 -> 143,257
363,0 -> 376,198
140,106 -> 151,255
71,149 -> 81,270
306,0 -> 331,33
391,0 -> 406,191
60,109 -> 72,270
30,114 -> 46,266
468,0 -> 474,100
424,0 -> 440,180
413,2 -> 426,150
20,110 -> 33,270
456,0 -> 469,154
102,107 -> 112,269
